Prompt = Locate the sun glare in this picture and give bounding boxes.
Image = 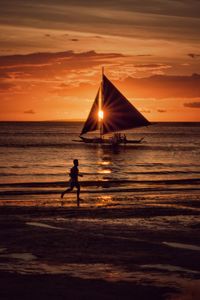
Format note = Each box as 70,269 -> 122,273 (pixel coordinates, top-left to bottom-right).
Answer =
98,110 -> 104,120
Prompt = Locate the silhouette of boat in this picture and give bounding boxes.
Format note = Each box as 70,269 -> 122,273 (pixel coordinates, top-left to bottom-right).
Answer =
77,69 -> 151,145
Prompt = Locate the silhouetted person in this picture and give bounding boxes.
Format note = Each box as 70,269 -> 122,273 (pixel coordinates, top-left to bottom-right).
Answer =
61,159 -> 83,207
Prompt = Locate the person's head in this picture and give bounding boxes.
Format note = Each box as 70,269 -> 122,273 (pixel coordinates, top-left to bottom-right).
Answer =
73,159 -> 78,166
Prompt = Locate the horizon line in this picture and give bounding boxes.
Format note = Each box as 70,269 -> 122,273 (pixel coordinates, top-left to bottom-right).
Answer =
0,120 -> 200,123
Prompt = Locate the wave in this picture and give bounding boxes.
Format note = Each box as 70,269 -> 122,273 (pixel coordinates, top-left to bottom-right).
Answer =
0,173 -> 65,177
1,186 -> 200,197
1,178 -> 200,188
0,143 -> 75,148
127,170 -> 200,175
0,142 -> 199,151
1,170 -> 200,177
135,163 -> 200,167
7,164 -> 63,169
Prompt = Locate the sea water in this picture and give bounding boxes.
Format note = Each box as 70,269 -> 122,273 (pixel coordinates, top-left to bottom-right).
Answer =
0,122 -> 200,207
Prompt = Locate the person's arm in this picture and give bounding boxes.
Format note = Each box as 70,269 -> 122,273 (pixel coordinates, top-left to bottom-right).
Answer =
78,168 -> 83,177
69,168 -> 72,177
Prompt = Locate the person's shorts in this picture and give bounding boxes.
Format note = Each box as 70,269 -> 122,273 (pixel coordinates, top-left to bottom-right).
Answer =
70,180 -> 80,189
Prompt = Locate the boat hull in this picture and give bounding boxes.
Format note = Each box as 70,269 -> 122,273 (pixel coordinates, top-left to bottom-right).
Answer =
75,136 -> 144,145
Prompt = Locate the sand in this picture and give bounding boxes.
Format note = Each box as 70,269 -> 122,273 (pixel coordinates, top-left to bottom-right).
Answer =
0,202 -> 200,300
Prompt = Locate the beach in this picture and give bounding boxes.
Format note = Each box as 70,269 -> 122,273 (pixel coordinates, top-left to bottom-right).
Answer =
0,194 -> 200,299
0,122 -> 200,299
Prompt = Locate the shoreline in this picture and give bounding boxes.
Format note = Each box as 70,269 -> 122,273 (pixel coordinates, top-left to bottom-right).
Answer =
0,199 -> 200,299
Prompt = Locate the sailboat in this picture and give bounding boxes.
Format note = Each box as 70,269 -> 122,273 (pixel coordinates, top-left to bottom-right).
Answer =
78,69 -> 150,145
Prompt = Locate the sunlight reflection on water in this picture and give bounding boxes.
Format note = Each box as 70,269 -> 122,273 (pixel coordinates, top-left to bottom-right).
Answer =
99,161 -> 110,166
98,169 -> 111,174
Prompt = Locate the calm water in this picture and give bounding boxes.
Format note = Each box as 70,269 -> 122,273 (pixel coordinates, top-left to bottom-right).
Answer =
0,122 -> 200,207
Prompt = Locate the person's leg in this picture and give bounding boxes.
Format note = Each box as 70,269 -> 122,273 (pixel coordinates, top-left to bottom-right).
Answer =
77,196 -> 80,207
76,183 -> 81,207
61,184 -> 73,198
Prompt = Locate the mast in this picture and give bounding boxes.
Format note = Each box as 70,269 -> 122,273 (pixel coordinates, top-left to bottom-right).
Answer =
99,66 -> 104,138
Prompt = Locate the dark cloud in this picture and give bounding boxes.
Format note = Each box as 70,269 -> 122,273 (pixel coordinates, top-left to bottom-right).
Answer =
157,109 -> 166,113
0,50 -> 126,95
0,72 -> 10,78
53,73 -> 200,99
184,102 -> 200,108
116,73 -> 200,98
134,54 -> 152,57
0,50 -> 124,80
0,51 -> 200,99
134,64 -> 169,68
0,51 -> 74,68
188,53 -> 200,59
0,81 -> 15,91
24,109 -> 36,114
70,39 -> 79,42
0,50 -> 123,68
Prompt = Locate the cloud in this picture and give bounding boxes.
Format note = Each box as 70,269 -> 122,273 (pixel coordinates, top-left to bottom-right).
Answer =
157,109 -> 166,113
117,73 -> 200,98
0,50 -> 123,68
134,54 -> 152,57
93,35 -> 103,39
134,64 -> 169,68
0,0 -> 199,44
0,81 -> 15,91
184,102 -> 200,108
188,53 -> 200,59
0,72 -> 10,78
0,50 -> 124,83
0,50 -> 126,98
0,50 -> 200,100
24,109 -> 36,114
1,1 -> 200,20
0,51 -> 75,68
70,39 -> 79,42
133,64 -> 171,74
53,72 -> 200,100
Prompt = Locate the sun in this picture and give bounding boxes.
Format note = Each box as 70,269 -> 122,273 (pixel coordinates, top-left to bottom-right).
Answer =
98,110 -> 104,120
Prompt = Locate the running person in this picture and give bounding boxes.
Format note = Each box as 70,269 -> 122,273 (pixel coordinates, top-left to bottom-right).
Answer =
61,159 -> 83,207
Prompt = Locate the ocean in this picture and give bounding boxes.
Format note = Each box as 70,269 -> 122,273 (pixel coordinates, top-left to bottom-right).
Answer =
1,121 -> 200,299
0,121 -> 200,207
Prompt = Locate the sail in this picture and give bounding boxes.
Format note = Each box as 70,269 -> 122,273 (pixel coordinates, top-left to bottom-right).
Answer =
80,88 -> 100,136
102,75 -> 150,135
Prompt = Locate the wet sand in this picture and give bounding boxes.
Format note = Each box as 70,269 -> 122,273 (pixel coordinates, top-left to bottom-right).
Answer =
0,200 -> 200,299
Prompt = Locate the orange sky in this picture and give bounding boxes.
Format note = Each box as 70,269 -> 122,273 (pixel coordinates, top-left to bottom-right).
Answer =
0,0 -> 200,121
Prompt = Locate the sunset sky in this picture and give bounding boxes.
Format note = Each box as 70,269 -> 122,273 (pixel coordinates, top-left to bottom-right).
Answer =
0,0 -> 200,121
